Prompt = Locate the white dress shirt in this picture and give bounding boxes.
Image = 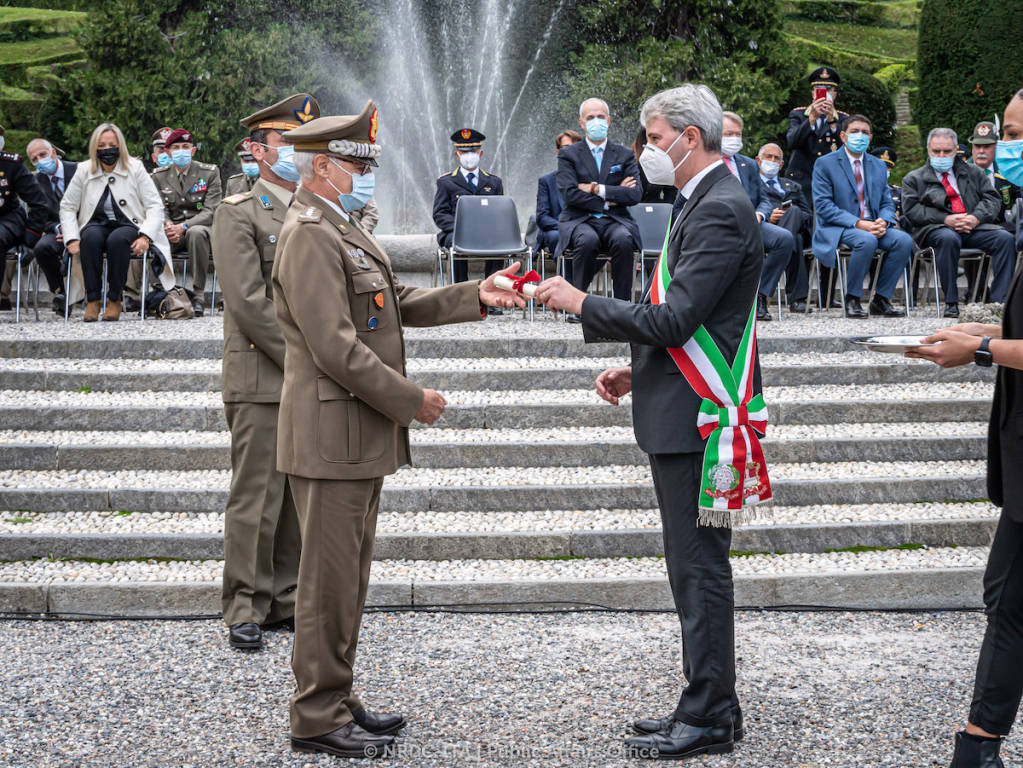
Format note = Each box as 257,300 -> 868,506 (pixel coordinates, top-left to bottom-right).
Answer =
313,191 -> 349,222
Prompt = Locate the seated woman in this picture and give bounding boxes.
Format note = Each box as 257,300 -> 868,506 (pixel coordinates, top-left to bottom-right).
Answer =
59,122 -> 171,321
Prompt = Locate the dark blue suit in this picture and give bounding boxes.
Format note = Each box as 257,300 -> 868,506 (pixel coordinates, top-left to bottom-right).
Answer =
432,167 -> 504,282
812,148 -> 912,300
556,139 -> 642,301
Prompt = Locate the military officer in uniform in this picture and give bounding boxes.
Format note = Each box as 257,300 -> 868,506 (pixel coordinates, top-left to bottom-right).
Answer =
212,94 -> 319,651
432,128 -> 505,287
786,67 -> 848,205
0,124 -> 48,311
225,138 -> 260,197
146,127 -> 173,173
272,102 -> 522,758
970,121 -> 1021,229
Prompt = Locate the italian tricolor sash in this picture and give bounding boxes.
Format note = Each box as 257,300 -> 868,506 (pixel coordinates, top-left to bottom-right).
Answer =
649,227 -> 773,526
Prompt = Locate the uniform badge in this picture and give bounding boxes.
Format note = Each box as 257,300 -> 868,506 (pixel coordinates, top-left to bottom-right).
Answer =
483,186 -> 492,192
460,129 -> 472,140
367,317 -> 378,330
347,248 -> 372,269
369,107 -> 379,143
258,195 -> 272,210
294,97 -> 316,124
374,292 -> 384,308
831,142 -> 838,151
0,178 -> 7,187
977,124 -> 992,137
189,179 -> 208,194
268,234 -> 278,244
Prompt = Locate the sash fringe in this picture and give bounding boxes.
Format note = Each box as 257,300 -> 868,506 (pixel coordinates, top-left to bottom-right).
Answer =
697,499 -> 772,528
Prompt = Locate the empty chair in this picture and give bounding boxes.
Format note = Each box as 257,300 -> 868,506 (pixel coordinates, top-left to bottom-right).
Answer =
628,203 -> 673,298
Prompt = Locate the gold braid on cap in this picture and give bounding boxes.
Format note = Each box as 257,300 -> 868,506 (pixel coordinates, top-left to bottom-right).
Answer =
254,120 -> 302,131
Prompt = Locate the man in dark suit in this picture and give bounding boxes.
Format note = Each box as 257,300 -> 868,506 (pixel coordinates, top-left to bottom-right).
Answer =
536,130 -> 582,280
757,142 -> 812,312
432,128 -> 505,286
812,114 -> 912,318
25,138 -> 77,311
536,83 -> 763,760
903,126 -> 1015,317
555,98 -> 642,310
786,67 -> 848,204
0,125 -> 47,311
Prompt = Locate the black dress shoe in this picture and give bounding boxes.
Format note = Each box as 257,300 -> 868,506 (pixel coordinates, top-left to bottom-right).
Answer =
950,730 -> 1004,767
52,296 -> 67,314
634,707 -> 744,742
944,302 -> 960,318
260,616 -> 294,632
123,296 -> 141,314
352,705 -> 406,735
0,298 -> 11,311
228,622 -> 263,649
844,296 -> 868,319
291,722 -> 394,758
565,312 -> 582,324
625,718 -> 733,759
191,298 -> 204,317
789,300 -> 810,313
869,294 -> 903,318
487,306 -> 503,316
756,294 -> 772,321
829,298 -> 843,309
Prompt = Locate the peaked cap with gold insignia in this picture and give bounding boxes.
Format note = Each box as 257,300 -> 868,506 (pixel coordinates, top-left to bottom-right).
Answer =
282,100 -> 382,167
240,93 -> 320,133
451,127 -> 485,149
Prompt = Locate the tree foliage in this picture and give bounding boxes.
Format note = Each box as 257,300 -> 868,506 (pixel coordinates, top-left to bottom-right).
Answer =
42,0 -> 375,171
563,0 -> 806,149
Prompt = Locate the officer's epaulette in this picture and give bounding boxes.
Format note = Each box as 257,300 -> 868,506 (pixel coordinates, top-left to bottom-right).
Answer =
297,206 -> 322,223
994,172 -> 1008,182
222,192 -> 252,206
151,165 -> 171,175
0,151 -> 22,162
448,168 -> 459,177
193,160 -> 218,171
836,110 -> 849,117
480,169 -> 490,177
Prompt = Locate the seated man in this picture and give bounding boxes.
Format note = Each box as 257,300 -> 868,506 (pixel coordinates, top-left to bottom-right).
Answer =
757,141 -> 812,313
812,114 -> 912,318
0,125 -> 47,311
25,138 -> 79,311
903,126 -> 1015,317
555,98 -> 642,312
147,127 -> 172,172
224,138 -> 259,196
140,128 -> 222,315
970,121 -> 1020,230
536,130 -> 581,279
432,128 -> 505,290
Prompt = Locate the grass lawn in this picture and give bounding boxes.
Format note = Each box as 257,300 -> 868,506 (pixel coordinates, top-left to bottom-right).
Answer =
786,19 -> 918,61
0,35 -> 81,65
0,7 -> 86,24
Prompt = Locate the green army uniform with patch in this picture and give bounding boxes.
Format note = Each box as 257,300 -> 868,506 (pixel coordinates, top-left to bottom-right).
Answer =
225,172 -> 257,197
153,158 -> 222,294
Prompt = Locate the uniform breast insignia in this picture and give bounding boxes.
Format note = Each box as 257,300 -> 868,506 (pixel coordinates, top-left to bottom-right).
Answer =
831,143 -> 838,151
189,179 -> 208,194
0,178 -> 8,187
297,207 -> 322,223
482,186 -> 492,193
374,292 -> 384,309
367,317 -> 378,330
347,247 -> 372,269
258,195 -> 272,210
161,188 -> 174,196
268,234 -> 278,244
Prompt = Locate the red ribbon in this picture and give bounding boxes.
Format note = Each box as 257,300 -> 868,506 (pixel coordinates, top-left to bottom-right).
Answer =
510,270 -> 540,292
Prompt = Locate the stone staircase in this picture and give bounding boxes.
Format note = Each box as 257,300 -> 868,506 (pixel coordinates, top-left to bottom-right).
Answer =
0,313 -> 998,616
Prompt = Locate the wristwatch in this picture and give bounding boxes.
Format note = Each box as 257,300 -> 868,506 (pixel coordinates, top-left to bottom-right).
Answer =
975,337 -> 993,367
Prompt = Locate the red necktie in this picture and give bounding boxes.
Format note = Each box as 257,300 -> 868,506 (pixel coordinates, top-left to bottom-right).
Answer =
853,159 -> 866,218
940,172 -> 967,214
723,156 -> 738,177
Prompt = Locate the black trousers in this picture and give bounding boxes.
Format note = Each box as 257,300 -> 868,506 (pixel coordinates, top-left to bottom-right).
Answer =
924,227 -> 1017,304
569,216 -> 633,301
30,232 -> 66,294
969,510 -> 1023,735
649,452 -> 738,726
773,208 -> 811,303
80,222 -> 136,302
439,231 -> 503,283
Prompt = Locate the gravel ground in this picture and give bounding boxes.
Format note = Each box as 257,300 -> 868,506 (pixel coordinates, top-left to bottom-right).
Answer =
0,610 -> 1015,767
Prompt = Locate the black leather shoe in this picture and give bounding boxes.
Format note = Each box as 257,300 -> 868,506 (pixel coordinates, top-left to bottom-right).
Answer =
625,718 -> 733,759
949,730 -> 1004,767
228,622 -> 263,649
191,298 -> 204,317
634,707 -> 744,742
123,296 -> 141,314
944,302 -> 960,318
260,616 -> 294,632
291,722 -> 394,758
52,296 -> 66,314
487,306 -> 503,316
829,298 -> 843,309
0,298 -> 11,311
352,705 -> 406,735
756,294 -> 772,321
869,294 -> 903,317
565,313 -> 582,324
844,296 -> 868,318
789,300 -> 810,313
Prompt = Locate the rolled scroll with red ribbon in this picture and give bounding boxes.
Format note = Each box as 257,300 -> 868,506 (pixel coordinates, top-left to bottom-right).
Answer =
494,269 -> 541,298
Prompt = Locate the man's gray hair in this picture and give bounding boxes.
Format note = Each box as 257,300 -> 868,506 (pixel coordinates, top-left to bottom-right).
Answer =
927,126 -> 958,146
27,137 -> 52,153
294,150 -> 321,182
722,111 -> 744,131
757,142 -> 781,159
640,84 -> 723,153
579,97 -> 610,119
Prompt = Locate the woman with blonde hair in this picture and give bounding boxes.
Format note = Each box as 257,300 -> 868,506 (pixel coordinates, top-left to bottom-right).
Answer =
59,122 -> 173,321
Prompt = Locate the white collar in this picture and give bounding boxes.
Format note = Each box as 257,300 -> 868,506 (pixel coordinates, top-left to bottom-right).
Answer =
845,148 -> 865,165
312,191 -> 349,222
586,136 -> 607,152
680,159 -> 724,200
459,166 -> 480,181
760,172 -> 779,185
52,160 -> 64,181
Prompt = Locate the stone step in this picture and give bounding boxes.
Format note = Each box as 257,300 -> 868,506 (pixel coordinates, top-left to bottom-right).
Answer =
0,422 -> 989,470
0,546 -> 989,614
0,502 -> 997,561
0,352 -> 992,391
0,460 -> 988,513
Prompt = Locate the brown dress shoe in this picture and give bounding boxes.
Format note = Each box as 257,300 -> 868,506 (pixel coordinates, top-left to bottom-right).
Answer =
101,299 -> 121,321
290,722 -> 394,758
83,300 -> 101,322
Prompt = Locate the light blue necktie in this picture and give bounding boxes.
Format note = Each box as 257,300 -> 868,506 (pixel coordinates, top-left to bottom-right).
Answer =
592,145 -> 603,171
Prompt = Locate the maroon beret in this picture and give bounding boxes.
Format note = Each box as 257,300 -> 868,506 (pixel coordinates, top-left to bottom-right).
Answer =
164,129 -> 194,146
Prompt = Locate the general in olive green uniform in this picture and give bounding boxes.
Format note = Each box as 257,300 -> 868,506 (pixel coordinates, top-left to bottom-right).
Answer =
272,103 -> 498,756
213,95 -> 319,651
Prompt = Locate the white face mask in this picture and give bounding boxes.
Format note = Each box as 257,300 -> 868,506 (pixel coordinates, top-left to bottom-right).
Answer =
459,152 -> 480,171
0,135 -> 5,152
759,159 -> 780,178
639,131 -> 692,186
721,136 -> 743,157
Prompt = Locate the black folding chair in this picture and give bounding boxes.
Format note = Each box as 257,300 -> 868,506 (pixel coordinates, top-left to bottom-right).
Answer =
628,203 -> 673,300
63,245 -> 159,322
7,244 -> 40,323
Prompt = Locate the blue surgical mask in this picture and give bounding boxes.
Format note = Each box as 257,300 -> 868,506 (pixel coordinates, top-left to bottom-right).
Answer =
241,161 -> 259,178
156,153 -> 172,167
929,155 -> 955,174
171,148 -> 192,168
263,144 -> 300,182
586,117 -> 609,142
329,159 -> 375,212
845,132 -> 871,154
759,159 -> 780,178
995,140 -> 1023,186
35,157 -> 56,175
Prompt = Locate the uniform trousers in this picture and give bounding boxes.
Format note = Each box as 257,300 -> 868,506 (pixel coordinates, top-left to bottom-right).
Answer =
79,222 -> 134,302
288,473 -> 383,738
649,452 -> 739,727
0,210 -> 26,300
221,401 -> 300,626
569,216 -> 633,301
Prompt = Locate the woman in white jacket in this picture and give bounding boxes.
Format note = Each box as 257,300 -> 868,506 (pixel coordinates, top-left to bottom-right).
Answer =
59,122 -> 172,321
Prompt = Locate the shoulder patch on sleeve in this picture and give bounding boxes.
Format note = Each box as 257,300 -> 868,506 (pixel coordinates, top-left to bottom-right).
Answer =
222,192 -> 252,205
297,206 -> 322,223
